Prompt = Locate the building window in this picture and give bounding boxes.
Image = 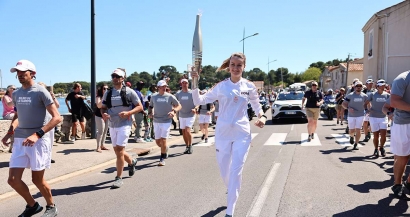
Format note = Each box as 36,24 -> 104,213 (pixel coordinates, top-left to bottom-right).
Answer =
368,29 -> 374,58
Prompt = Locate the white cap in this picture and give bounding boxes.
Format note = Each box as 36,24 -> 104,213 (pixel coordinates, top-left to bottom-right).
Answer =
157,80 -> 168,87
366,78 -> 374,84
354,81 -> 363,86
353,78 -> 359,83
377,79 -> 386,87
10,60 -> 36,73
112,69 -> 125,77
181,79 -> 188,83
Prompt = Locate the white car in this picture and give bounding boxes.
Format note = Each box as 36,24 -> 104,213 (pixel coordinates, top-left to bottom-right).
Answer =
271,91 -> 307,123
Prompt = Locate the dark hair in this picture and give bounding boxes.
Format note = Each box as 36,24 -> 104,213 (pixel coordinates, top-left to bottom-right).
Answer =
5,85 -> 15,96
73,83 -> 81,90
97,83 -> 108,97
216,52 -> 246,72
136,81 -> 145,90
149,84 -> 157,92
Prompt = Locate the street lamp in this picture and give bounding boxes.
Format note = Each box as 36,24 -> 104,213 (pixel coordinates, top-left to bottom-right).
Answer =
239,28 -> 258,54
267,58 -> 277,73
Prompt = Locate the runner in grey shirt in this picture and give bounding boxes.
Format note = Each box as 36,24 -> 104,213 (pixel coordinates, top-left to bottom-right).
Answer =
148,80 -> 181,166
342,81 -> 368,149
101,69 -> 142,189
389,70 -> 410,198
2,60 -> 61,217
365,80 -> 390,157
175,78 -> 196,154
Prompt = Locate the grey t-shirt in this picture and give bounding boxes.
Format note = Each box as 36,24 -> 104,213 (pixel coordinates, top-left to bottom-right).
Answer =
368,91 -> 390,118
199,103 -> 212,115
102,87 -> 140,128
391,70 -> 410,124
149,92 -> 180,123
345,92 -> 368,117
214,101 -> 219,113
13,83 -> 54,138
175,90 -> 195,118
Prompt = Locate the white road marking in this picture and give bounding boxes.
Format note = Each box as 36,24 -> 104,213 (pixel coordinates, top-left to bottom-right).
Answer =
247,163 -> 281,217
196,133 -> 258,147
263,133 -> 288,146
331,134 -> 364,147
300,133 -> 321,146
291,124 -> 294,131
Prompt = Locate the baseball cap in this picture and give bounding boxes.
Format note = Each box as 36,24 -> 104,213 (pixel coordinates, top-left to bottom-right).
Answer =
157,80 -> 168,87
10,60 -> 36,73
311,81 -> 318,86
355,81 -> 363,86
125,82 -> 132,87
353,78 -> 359,83
366,78 -> 374,84
181,79 -> 188,83
112,69 -> 125,77
376,79 -> 386,87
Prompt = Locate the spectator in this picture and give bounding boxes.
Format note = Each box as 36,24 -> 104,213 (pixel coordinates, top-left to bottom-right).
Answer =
95,83 -> 109,152
2,85 -> 16,120
65,83 -> 86,142
197,90 -> 214,143
134,81 -> 148,143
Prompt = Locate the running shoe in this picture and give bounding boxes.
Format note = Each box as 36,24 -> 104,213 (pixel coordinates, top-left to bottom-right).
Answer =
373,149 -> 379,157
380,148 -> 386,157
307,135 -> 311,142
81,133 -> 86,140
392,184 -> 405,198
41,204 -> 58,217
404,180 -> 410,192
128,158 -> 138,177
337,120 -> 339,124
188,145 -> 193,154
112,177 -> 123,189
205,138 -> 208,143
51,159 -> 55,163
349,136 -> 354,144
201,134 -> 205,140
225,215 -> 233,217
19,202 -> 43,217
184,146 -> 190,154
158,158 -> 166,166
70,136 -> 76,142
363,137 -> 369,142
136,138 -> 146,143
311,133 -> 314,139
353,143 -> 359,150
341,122 -> 343,126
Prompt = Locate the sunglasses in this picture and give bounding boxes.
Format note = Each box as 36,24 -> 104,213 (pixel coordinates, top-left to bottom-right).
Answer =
312,84 -> 317,86
10,88 -> 16,90
103,88 -> 108,90
356,86 -> 363,88
111,74 -> 122,79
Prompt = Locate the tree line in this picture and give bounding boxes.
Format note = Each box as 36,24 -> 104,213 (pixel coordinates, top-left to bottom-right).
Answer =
53,58 -> 348,95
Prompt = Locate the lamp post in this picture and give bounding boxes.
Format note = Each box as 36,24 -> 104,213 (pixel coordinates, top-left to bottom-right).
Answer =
90,0 -> 96,139
239,28 -> 258,54
267,58 -> 277,74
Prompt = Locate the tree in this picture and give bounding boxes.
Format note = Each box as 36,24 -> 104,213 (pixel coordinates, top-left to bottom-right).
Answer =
301,67 -> 321,81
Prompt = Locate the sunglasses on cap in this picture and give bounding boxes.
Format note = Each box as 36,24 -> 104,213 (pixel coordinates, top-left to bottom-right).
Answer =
111,74 -> 122,79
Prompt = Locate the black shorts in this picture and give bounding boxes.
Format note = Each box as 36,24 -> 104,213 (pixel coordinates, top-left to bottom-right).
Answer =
72,113 -> 85,123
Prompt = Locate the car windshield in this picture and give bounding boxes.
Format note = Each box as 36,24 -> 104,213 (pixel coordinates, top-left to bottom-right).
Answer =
277,92 -> 304,100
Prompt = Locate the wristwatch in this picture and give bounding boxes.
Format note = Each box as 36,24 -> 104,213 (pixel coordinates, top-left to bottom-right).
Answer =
35,129 -> 45,138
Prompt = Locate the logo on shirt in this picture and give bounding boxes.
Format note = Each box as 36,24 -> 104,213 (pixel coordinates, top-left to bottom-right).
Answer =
353,98 -> 363,102
16,97 -> 32,105
157,98 -> 167,102
376,98 -> 386,102
181,96 -> 189,100
241,92 -> 249,95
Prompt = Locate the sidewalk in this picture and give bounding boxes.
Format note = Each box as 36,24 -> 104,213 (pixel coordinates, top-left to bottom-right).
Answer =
0,127 -> 215,200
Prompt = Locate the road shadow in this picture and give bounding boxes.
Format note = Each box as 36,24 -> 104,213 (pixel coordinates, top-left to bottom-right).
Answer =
32,179 -> 129,198
56,149 -> 95,155
320,147 -> 350,155
333,194 -> 410,217
0,161 -> 9,168
200,206 -> 227,217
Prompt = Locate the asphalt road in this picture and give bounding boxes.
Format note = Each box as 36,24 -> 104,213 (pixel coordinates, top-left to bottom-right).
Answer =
1,112 -> 407,217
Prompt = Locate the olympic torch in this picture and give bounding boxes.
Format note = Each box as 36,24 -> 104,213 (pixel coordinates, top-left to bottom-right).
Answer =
191,13 -> 202,133
191,13 -> 202,89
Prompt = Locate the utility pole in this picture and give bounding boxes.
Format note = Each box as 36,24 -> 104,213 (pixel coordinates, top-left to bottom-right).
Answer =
346,53 -> 350,88
90,0 -> 96,139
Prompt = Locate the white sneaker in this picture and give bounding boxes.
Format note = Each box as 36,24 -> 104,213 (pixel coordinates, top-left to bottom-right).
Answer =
136,138 -> 146,143
70,136 -> 76,142
81,133 -> 86,139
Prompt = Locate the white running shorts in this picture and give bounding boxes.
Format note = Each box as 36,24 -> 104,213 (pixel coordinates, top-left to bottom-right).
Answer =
348,116 -> 364,129
154,122 -> 171,139
369,117 -> 388,132
109,125 -> 131,147
179,116 -> 195,129
10,137 -> 52,171
390,123 -> 410,156
363,114 -> 370,122
199,114 -> 212,124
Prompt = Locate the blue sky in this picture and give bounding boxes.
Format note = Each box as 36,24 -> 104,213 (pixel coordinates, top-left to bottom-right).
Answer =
0,0 -> 403,87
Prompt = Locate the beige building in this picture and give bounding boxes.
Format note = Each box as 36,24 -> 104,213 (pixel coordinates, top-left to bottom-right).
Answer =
320,58 -> 363,91
362,0 -> 410,84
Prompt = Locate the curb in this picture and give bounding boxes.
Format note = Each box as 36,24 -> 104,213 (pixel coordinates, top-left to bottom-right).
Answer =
0,134 -> 187,201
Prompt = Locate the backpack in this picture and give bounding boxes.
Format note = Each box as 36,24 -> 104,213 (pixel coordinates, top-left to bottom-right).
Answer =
105,86 -> 131,108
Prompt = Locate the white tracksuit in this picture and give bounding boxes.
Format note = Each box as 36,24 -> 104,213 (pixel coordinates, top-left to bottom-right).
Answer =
193,78 -> 261,216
